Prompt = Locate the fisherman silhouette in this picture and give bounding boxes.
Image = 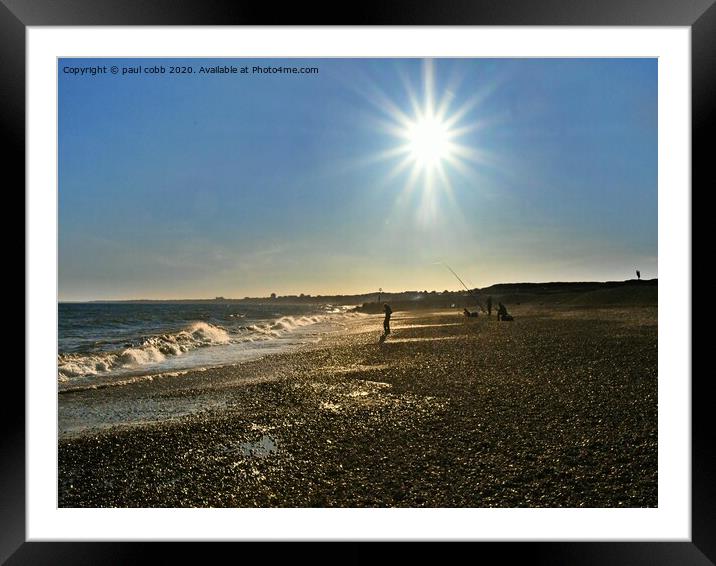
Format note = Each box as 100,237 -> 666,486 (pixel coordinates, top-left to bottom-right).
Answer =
383,303 -> 392,335
497,302 -> 508,321
487,296 -> 493,316
636,269 -> 641,280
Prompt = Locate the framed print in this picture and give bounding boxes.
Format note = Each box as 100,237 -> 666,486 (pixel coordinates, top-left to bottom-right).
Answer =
9,0 -> 712,563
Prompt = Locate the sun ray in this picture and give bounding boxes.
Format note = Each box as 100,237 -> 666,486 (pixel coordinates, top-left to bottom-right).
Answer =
435,161 -> 454,202
449,144 -> 500,169
382,153 -> 420,186
347,59 -> 507,232
434,65 -> 467,121
422,59 -> 435,117
447,117 -> 498,139
400,160 -> 423,198
397,67 -> 424,120
326,145 -> 415,178
351,75 -> 416,127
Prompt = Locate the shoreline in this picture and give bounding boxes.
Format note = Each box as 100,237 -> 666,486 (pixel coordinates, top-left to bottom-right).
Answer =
59,305 -> 657,507
58,305 -> 366,387
58,312 -> 382,438
58,313 -> 371,394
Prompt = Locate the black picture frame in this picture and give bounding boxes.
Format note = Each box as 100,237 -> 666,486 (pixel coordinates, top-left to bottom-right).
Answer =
8,1 -> 711,563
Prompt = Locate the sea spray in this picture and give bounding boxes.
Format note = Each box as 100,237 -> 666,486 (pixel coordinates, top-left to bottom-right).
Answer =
58,306 -> 365,382
58,321 -> 230,379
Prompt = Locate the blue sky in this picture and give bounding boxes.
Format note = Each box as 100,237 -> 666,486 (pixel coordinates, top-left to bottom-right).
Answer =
59,58 -> 657,300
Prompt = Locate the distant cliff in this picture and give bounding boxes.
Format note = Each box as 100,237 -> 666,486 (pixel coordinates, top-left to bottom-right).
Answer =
355,279 -> 657,313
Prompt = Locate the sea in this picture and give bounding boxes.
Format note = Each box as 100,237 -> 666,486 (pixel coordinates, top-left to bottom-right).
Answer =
58,302 -> 363,390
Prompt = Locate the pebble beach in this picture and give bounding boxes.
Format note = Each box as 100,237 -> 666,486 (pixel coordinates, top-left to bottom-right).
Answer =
58,305 -> 657,508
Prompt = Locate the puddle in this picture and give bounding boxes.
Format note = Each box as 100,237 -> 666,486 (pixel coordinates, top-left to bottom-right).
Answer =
239,435 -> 278,458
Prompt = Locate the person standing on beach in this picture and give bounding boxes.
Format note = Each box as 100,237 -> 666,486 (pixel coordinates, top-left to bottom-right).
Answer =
497,302 -> 508,321
383,303 -> 393,335
487,296 -> 493,316
636,269 -> 641,280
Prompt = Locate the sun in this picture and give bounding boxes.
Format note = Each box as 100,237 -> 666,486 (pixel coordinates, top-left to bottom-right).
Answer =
405,113 -> 453,170
354,58 -> 496,222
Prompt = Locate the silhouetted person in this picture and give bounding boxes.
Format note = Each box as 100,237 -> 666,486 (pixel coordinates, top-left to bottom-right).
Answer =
636,269 -> 641,280
497,302 -> 508,321
383,304 -> 392,335
487,296 -> 493,316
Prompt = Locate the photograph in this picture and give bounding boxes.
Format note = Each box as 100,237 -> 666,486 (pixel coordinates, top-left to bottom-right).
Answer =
56,56 -> 659,509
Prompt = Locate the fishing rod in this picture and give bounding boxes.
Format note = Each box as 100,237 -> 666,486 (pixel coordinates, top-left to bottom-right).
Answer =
437,261 -> 486,312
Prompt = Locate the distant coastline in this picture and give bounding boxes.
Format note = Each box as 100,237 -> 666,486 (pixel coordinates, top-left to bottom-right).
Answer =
63,278 -> 657,305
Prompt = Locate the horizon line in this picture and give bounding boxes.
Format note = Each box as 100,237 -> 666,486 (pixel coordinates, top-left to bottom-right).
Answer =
58,277 -> 657,303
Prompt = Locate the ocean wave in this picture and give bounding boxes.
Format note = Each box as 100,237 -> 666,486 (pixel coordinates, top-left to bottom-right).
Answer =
58,311 -> 364,382
58,368 -> 196,393
246,315 -> 325,337
58,321 -> 232,380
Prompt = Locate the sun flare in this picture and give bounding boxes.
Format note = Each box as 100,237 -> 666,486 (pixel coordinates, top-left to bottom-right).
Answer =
355,59 -> 497,224
405,114 -> 453,169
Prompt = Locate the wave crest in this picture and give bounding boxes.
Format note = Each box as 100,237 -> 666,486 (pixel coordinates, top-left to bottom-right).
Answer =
58,321 -> 231,380
58,309 -> 364,382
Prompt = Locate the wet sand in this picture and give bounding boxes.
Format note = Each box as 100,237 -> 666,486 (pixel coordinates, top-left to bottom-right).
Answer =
58,306 -> 657,507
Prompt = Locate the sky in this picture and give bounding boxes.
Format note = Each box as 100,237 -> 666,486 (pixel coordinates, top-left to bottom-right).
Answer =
58,58 -> 657,301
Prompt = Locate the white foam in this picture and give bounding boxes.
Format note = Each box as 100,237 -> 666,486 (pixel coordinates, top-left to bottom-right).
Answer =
58,321 -> 231,381
182,321 -> 231,344
58,308 -> 366,382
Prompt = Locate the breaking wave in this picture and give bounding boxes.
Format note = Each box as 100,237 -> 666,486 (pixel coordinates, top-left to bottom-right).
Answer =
58,322 -> 231,380
246,315 -> 324,337
58,310 -> 365,382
